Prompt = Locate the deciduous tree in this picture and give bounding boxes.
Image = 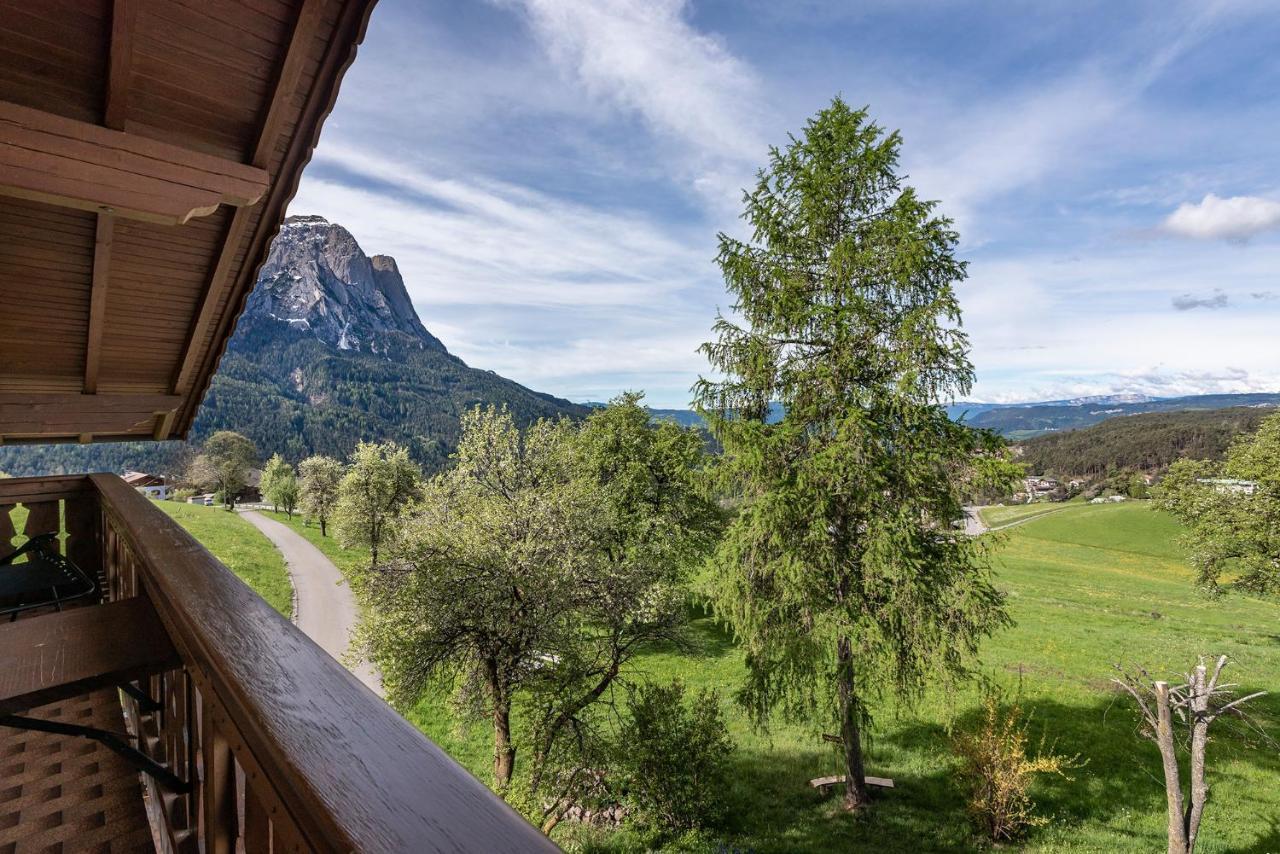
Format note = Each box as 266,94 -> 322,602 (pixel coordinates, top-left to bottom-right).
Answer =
1155,412 -> 1280,594
261,454 -> 296,515
333,441 -> 421,567
189,431 -> 257,510
299,455 -> 344,535
1113,657 -> 1266,854
353,397 -> 718,807
694,97 -> 1018,810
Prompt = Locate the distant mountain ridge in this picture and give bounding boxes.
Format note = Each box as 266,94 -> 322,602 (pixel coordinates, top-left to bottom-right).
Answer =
953,393 -> 1280,438
0,216 -> 588,476
631,393 -> 1280,439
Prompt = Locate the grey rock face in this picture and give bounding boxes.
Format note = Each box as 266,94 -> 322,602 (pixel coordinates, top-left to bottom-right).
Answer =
247,215 -> 446,354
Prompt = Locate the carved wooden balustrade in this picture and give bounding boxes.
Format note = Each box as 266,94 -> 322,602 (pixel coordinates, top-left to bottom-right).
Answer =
0,474 -> 554,853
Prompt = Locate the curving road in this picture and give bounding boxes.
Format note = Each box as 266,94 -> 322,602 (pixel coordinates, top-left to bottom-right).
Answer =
240,510 -> 381,695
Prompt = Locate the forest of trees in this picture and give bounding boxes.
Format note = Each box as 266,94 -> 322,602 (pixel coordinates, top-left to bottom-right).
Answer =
1015,407 -> 1270,477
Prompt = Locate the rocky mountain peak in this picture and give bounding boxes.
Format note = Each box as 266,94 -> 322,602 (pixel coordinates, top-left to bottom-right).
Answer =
245,215 -> 446,355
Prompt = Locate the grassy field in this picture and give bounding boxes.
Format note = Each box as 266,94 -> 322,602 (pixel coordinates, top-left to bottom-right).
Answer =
978,500 -> 1078,528
396,502 -> 1280,852
156,501 -> 293,616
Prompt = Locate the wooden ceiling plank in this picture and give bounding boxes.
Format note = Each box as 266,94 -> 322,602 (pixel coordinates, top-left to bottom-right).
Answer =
171,0 -> 326,395
104,0 -> 137,131
83,214 -> 113,394
0,100 -> 269,224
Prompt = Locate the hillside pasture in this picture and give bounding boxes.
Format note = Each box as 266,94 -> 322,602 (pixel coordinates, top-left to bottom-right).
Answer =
977,501 -> 1073,528
157,501 -> 293,616
401,502 -> 1280,852
181,500 -> 1280,851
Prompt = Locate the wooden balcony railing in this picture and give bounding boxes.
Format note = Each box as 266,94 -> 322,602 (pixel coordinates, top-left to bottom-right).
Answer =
0,474 -> 555,853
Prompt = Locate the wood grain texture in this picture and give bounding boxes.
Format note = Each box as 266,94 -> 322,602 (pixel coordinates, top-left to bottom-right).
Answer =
0,596 -> 180,715
0,99 -> 269,224
104,0 -> 136,130
0,392 -> 179,437
0,0 -> 379,443
83,213 -> 113,393
92,473 -> 556,852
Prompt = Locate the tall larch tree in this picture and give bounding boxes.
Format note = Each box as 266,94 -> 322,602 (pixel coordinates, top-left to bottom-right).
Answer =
694,97 -> 1018,810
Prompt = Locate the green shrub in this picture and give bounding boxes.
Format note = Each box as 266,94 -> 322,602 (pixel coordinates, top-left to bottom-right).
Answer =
614,679 -> 735,834
172,488 -> 196,502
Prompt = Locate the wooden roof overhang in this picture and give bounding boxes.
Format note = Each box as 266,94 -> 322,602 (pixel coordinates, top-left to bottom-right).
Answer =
0,0 -> 378,445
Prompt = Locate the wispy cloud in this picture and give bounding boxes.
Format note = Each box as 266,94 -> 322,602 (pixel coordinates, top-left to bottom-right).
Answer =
499,0 -> 767,206
1172,289 -> 1229,310
1162,193 -> 1280,241
289,144 -> 720,402
286,0 -> 1280,407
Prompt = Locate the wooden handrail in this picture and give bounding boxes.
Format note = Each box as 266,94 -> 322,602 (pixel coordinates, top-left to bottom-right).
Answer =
88,474 -> 554,852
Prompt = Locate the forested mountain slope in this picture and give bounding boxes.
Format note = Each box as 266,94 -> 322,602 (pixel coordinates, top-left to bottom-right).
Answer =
0,217 -> 586,476
1015,406 -> 1269,477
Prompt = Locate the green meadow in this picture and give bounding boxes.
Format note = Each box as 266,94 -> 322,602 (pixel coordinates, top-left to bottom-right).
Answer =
182,502 -> 1280,851
156,501 -> 293,617
977,501 -> 1075,528
408,502 -> 1280,852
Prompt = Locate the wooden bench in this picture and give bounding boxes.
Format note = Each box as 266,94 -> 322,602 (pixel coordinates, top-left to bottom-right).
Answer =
809,774 -> 895,791
0,596 -> 179,715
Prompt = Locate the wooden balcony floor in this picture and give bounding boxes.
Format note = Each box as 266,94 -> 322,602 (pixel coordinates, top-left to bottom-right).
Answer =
0,688 -> 154,854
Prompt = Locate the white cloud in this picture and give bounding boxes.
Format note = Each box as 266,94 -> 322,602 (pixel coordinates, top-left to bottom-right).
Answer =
499,0 -> 767,207
1162,193 -> 1280,241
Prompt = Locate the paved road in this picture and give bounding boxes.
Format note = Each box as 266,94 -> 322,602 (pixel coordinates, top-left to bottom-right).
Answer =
963,504 -> 1072,536
963,506 -> 988,536
240,510 -> 381,695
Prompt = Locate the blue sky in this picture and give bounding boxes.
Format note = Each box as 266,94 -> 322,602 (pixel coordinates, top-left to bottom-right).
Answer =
290,0 -> 1280,407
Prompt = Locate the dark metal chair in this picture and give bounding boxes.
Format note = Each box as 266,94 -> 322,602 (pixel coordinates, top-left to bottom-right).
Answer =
0,532 -> 98,619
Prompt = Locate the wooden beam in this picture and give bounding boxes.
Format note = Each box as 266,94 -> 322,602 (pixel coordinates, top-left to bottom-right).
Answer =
104,0 -> 137,131
0,393 -> 181,436
170,0 -> 325,395
84,214 -> 113,393
152,409 -> 176,441
0,100 -> 269,225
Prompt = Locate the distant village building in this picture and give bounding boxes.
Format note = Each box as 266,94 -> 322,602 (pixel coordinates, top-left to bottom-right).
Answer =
1198,478 -> 1258,496
123,470 -> 171,500
238,468 -> 264,504
1022,475 -> 1060,502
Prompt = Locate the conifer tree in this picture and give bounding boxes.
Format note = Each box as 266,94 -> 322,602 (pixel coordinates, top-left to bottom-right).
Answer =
694,98 -> 1018,809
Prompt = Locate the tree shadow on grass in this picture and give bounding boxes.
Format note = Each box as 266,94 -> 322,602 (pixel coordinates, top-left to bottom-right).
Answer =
694,689 -> 1280,854
882,690 -> 1280,853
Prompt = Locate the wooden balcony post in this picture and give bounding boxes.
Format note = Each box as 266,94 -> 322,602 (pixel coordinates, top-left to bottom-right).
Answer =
201,695 -> 240,853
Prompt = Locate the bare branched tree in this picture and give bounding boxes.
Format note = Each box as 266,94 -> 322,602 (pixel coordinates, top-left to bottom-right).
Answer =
1112,656 -> 1267,854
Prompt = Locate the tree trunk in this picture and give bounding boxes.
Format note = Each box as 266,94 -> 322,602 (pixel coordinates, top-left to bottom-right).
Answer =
1154,681 -> 1190,854
319,517 -> 327,537
836,636 -> 869,810
485,660 -> 516,795
1185,665 -> 1209,853
493,703 -> 516,794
